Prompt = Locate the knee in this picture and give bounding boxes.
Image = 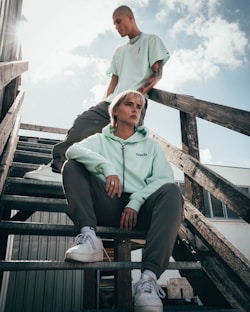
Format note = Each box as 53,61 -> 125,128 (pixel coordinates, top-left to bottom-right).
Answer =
62,159 -> 83,179
162,183 -> 182,197
62,159 -> 74,176
161,183 -> 184,209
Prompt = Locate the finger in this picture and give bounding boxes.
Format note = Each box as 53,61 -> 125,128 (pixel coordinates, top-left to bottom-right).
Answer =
120,212 -> 125,229
122,213 -> 130,230
117,182 -> 122,198
128,216 -> 134,230
132,214 -> 137,227
107,180 -> 115,197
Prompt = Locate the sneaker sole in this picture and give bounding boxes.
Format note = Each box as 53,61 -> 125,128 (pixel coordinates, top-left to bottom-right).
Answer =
24,173 -> 62,182
134,305 -> 163,312
65,251 -> 103,263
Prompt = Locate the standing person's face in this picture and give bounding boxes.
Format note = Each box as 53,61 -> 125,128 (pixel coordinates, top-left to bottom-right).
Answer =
113,95 -> 144,126
113,12 -> 133,37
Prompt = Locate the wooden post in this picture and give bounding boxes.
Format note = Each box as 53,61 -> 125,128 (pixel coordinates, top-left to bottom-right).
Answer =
180,111 -> 204,213
114,239 -> 133,309
83,270 -> 98,309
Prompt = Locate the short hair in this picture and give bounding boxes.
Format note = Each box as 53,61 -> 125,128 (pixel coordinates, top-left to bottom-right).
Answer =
112,5 -> 134,18
109,90 -> 145,127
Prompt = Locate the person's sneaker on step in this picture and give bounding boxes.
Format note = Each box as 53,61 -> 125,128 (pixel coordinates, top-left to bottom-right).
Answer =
65,227 -> 104,262
23,163 -> 62,183
134,271 -> 166,312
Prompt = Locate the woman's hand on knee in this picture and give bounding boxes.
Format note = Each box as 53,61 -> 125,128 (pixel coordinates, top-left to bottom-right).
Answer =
120,207 -> 137,230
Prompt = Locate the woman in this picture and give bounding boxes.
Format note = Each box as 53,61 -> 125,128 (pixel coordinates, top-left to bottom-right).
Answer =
62,90 -> 183,312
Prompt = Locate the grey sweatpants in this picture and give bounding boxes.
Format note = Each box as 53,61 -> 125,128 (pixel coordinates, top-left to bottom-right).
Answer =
63,160 -> 183,278
51,100 -> 147,172
52,101 -> 110,172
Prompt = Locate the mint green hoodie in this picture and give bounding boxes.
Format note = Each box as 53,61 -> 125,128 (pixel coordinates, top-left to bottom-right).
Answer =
65,125 -> 174,213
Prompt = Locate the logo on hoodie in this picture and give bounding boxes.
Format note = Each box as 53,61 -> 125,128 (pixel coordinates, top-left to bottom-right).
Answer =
136,152 -> 148,157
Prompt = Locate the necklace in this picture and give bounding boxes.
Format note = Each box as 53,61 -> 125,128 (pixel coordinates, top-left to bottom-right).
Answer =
129,32 -> 142,45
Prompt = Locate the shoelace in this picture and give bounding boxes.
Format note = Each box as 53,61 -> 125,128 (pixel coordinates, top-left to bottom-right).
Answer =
73,233 -> 111,261
135,276 -> 166,299
73,233 -> 96,249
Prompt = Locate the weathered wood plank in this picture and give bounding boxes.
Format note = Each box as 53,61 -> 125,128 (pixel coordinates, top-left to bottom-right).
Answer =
200,256 -> 250,312
4,177 -> 64,196
114,240 -> 133,308
0,61 -> 28,90
150,131 -> 250,222
180,110 -> 204,212
178,223 -> 250,312
1,194 -> 68,214
182,202 -> 250,289
20,123 -> 67,135
0,221 -> 148,238
14,149 -> 51,164
0,89 -> 24,156
0,116 -> 20,195
149,88 -> 250,136
0,260 -> 202,271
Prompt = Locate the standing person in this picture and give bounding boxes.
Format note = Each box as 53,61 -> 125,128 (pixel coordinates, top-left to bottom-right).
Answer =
62,90 -> 183,312
24,5 -> 170,182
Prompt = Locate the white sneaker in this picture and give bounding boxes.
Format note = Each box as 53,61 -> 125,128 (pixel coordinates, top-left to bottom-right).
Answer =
23,164 -> 62,182
134,273 -> 166,312
65,233 -> 104,262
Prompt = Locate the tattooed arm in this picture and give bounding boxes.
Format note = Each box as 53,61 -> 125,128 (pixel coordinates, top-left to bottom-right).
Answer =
137,60 -> 163,95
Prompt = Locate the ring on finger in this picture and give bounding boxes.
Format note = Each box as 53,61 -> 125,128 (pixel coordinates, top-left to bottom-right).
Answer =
111,181 -> 115,185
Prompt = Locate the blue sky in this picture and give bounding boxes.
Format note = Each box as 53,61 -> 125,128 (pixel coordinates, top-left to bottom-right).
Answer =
20,0 -> 250,168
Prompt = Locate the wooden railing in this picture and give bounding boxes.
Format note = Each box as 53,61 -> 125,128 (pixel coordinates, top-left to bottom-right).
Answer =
148,88 -> 250,223
0,60 -> 28,193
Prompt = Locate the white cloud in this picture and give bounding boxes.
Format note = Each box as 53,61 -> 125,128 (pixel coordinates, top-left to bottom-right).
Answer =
156,0 -> 248,89
172,15 -> 248,69
21,0 -> 151,82
158,47 -> 220,91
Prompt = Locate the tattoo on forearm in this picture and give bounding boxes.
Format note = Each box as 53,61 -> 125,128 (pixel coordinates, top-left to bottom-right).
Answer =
137,61 -> 163,94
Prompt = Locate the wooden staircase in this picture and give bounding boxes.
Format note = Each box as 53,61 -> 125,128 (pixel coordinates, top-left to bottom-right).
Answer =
1,2 -> 250,310
0,128 -> 249,312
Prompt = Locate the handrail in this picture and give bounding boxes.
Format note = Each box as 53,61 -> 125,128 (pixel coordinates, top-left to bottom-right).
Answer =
0,61 -> 29,90
149,88 -> 250,136
151,131 -> 250,223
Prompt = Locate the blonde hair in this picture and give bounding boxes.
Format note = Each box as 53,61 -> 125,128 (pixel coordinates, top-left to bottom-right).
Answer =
109,90 -> 145,127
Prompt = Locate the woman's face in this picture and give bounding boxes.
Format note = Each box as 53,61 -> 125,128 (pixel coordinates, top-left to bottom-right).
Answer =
113,95 -> 144,126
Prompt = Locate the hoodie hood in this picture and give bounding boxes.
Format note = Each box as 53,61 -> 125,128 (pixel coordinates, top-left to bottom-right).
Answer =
102,124 -> 148,144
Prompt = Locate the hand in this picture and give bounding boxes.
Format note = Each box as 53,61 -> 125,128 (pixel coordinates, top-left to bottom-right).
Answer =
120,207 -> 138,230
106,175 -> 122,198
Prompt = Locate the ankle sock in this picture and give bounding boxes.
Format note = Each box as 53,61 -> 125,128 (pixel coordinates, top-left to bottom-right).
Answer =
142,270 -> 157,281
80,226 -> 96,236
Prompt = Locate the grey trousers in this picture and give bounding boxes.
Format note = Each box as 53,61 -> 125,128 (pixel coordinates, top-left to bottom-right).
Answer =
52,100 -> 147,172
52,101 -> 110,172
63,160 -> 183,278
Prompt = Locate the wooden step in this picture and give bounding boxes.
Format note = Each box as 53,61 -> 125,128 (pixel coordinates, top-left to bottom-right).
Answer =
17,141 -> 53,153
0,260 -> 202,271
4,177 -> 63,196
80,309 -> 238,312
79,308 -> 238,312
1,194 -> 68,213
19,136 -> 60,145
9,162 -> 42,177
0,221 -> 148,238
14,150 -> 51,164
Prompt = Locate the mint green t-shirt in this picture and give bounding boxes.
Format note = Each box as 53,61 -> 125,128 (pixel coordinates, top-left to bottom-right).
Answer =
105,33 -> 170,103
